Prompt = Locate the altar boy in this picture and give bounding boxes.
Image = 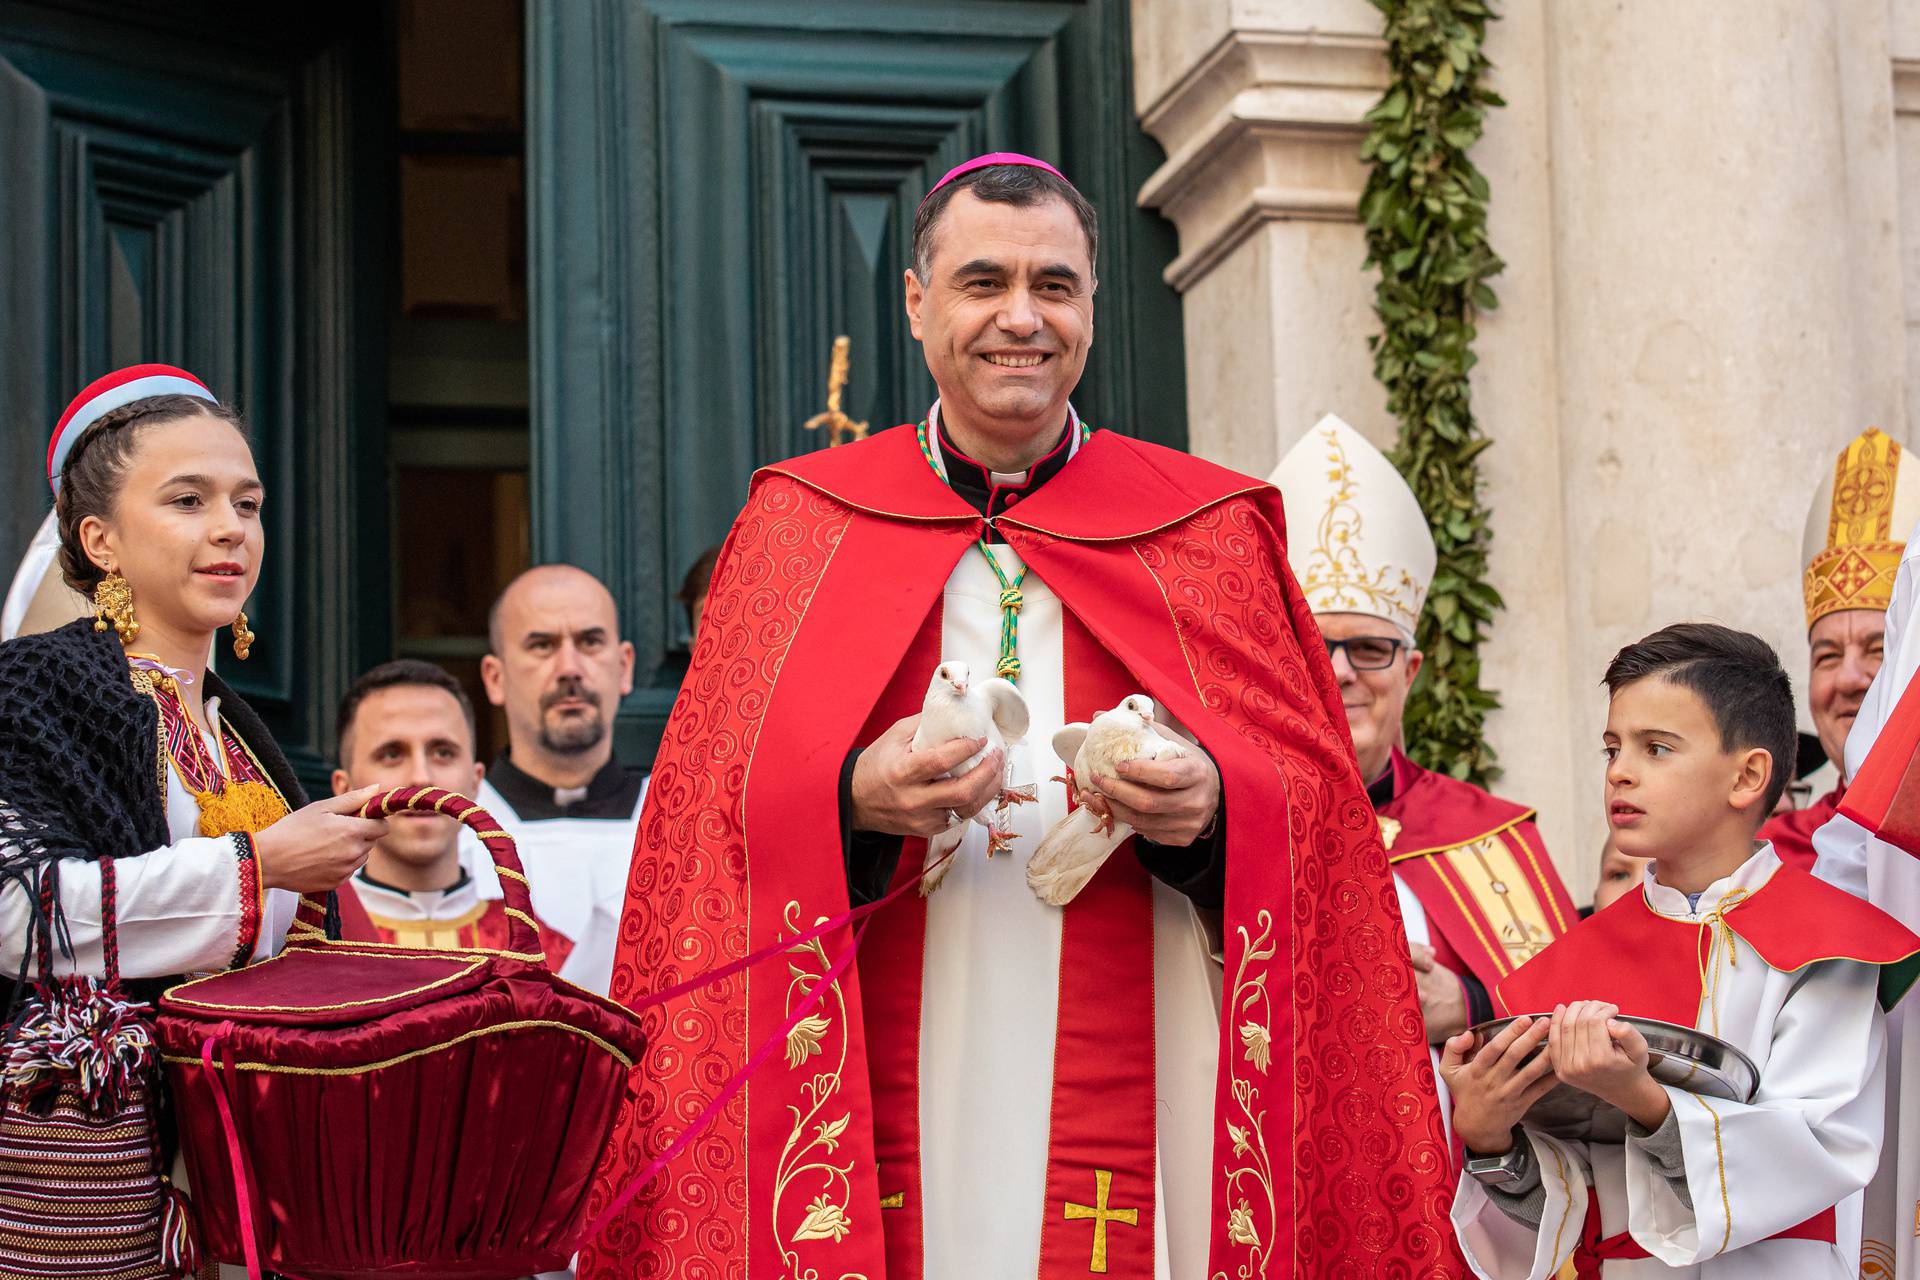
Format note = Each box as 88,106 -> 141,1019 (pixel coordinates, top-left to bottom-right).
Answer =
1443,623 -> 1920,1278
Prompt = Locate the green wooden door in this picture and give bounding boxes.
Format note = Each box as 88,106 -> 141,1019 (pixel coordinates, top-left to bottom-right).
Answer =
0,5 -> 390,790
527,0 -> 1184,763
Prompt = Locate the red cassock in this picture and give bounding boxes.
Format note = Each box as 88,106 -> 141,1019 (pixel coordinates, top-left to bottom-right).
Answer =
1758,781 -> 1845,870
579,425 -> 1461,1279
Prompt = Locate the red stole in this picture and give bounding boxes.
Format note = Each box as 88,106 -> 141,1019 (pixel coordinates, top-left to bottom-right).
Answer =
1379,749 -> 1578,991
1495,859 -> 1920,1025
853,602 -> 1159,1278
1757,782 -> 1845,871
578,425 -> 1460,1279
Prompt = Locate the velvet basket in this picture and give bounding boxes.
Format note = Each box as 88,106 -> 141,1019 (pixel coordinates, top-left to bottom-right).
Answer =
155,785 -> 646,1279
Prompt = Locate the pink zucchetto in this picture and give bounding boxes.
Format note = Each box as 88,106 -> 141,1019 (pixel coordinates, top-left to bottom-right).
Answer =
919,152 -> 1073,208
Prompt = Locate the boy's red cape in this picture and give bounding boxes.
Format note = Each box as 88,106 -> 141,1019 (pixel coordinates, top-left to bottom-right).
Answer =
577,425 -> 1461,1278
1495,860 -> 1920,1024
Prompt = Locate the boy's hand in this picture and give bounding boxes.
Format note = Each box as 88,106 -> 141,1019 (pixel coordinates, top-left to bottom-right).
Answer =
1438,1014 -> 1559,1154
1547,1001 -> 1672,1130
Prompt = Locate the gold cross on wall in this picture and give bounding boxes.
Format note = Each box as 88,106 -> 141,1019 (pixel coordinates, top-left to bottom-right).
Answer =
1063,1168 -> 1138,1273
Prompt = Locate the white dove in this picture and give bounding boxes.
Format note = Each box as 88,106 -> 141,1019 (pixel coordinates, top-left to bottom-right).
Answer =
910,660 -> 1031,893
1026,694 -> 1190,906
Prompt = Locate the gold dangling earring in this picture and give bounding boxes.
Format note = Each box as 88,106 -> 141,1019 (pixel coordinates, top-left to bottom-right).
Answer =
231,609 -> 254,661
91,572 -> 139,646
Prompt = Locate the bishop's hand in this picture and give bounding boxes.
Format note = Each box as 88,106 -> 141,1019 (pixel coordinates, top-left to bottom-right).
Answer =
1095,748 -> 1220,848
850,714 -> 1004,839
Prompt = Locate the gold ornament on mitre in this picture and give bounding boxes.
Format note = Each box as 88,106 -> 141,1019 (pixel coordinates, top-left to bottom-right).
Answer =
1802,428 -> 1920,629
1269,414 -> 1437,637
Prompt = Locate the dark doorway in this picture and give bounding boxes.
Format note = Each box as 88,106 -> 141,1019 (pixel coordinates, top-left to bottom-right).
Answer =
0,1 -> 391,790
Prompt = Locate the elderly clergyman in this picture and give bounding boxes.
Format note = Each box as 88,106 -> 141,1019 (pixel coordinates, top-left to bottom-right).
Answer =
1272,419 -> 1576,1018
1762,427 -> 1920,867
582,154 -> 1459,1280
1271,416 -> 1577,1114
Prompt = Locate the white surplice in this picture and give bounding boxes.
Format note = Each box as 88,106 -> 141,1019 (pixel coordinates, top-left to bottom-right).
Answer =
916,537 -> 1221,1280
1395,877 -> 1458,1138
1814,519 -> 1920,1279
0,700 -> 296,977
1453,845 -> 1887,1280
466,777 -> 644,995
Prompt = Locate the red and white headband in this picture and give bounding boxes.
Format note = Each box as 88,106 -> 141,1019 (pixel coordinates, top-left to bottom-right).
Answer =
47,363 -> 216,495
919,152 -> 1073,208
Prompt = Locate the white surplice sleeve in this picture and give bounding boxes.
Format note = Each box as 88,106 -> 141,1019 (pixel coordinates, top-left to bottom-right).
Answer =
0,836 -> 253,978
1452,1132 -> 1591,1280
1629,958 -> 1886,1265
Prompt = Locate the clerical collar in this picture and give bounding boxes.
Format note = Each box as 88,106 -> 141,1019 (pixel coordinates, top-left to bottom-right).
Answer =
486,748 -> 645,820
926,401 -> 1081,543
357,865 -> 471,898
1366,765 -> 1396,810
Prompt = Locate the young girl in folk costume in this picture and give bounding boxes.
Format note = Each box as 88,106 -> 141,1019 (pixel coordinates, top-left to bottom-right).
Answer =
0,365 -> 386,1276
1443,623 -> 1920,1279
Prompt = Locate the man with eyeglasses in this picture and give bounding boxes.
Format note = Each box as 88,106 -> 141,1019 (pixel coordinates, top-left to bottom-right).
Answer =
1272,416 -> 1577,1069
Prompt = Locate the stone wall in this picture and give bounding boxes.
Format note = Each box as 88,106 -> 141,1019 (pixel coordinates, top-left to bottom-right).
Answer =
1135,0 -> 1917,898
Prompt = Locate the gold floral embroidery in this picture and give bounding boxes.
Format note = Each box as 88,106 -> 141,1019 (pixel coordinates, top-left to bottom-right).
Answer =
772,900 -> 862,1279
792,1194 -> 853,1244
1213,910 -> 1278,1280
1238,1021 -> 1272,1073
786,1014 -> 831,1068
1296,423 -> 1422,631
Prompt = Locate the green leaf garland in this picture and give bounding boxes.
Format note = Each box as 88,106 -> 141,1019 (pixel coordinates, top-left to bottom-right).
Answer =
1360,0 -> 1506,783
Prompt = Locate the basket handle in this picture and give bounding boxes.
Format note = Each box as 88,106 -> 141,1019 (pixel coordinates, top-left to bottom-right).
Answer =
287,785 -> 546,962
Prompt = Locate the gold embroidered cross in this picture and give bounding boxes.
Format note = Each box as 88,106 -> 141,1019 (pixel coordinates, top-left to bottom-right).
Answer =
1064,1169 -> 1138,1273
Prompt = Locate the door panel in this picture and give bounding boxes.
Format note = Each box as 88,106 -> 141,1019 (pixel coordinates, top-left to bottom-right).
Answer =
0,5 -> 388,790
528,0 -> 1183,762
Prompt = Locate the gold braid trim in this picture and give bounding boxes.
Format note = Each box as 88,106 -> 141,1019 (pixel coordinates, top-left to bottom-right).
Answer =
159,1018 -> 635,1074
167,954 -> 487,1012
1688,1092 -> 1734,1257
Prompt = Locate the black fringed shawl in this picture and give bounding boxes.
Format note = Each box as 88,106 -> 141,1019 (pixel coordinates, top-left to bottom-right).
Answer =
0,618 -> 308,959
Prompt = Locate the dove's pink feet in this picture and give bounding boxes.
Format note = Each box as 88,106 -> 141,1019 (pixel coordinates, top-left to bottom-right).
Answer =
1087,797 -> 1116,836
986,829 -> 1017,858
998,787 -> 1037,808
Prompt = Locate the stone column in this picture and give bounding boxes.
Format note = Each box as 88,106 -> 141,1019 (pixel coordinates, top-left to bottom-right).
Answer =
1132,0 -> 1391,478
1133,0 -> 1585,881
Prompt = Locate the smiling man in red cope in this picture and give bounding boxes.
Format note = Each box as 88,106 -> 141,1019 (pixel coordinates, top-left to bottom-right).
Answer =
580,156 -> 1462,1279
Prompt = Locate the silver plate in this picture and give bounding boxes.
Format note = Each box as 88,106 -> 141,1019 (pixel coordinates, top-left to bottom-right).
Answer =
1465,1014 -> 1760,1142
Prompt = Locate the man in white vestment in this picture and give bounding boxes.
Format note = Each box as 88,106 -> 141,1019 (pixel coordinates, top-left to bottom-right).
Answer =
471,564 -> 643,994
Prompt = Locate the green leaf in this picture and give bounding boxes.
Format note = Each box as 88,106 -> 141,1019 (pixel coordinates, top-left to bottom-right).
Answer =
1365,0 -> 1504,785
